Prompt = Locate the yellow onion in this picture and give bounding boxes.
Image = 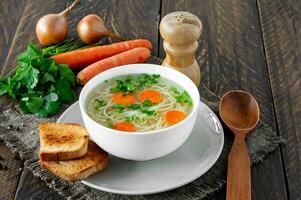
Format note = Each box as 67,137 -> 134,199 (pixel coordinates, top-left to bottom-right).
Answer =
35,0 -> 79,46
77,14 -> 124,44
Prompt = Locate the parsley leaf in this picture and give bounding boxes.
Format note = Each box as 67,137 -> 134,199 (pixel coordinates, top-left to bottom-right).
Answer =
125,115 -> 139,122
112,104 -> 126,113
54,80 -> 76,103
171,87 -> 193,105
127,104 -> 140,110
141,99 -> 152,107
140,100 -> 155,116
95,99 -> 107,110
171,86 -> 180,94
140,108 -> 155,116
41,72 -> 55,83
59,64 -> 75,85
106,121 -> 113,128
110,74 -> 160,95
38,93 -> 60,117
13,64 -> 40,89
20,96 -> 44,114
0,80 -> 7,96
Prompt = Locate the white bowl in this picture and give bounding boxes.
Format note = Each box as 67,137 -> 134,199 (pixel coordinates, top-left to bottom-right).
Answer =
79,64 -> 200,161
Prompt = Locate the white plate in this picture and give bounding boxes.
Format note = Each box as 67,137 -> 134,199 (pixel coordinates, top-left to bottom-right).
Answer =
57,101 -> 224,195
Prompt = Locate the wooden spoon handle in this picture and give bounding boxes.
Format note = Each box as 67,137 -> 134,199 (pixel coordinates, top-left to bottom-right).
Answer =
227,135 -> 251,200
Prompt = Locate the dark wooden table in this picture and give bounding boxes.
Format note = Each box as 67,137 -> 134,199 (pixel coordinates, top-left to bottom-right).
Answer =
0,0 -> 300,199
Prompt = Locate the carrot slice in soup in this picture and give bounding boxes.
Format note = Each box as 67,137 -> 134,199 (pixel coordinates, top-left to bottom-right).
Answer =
138,90 -> 161,104
165,110 -> 187,125
113,122 -> 136,132
112,92 -> 135,106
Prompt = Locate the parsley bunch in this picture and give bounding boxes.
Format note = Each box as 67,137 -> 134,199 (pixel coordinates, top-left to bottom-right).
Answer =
0,43 -> 76,117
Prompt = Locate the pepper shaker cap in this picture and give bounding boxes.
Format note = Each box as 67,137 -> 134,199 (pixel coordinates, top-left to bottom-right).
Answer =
159,11 -> 202,46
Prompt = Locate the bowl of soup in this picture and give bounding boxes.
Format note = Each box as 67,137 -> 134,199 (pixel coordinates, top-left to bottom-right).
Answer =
79,64 -> 200,161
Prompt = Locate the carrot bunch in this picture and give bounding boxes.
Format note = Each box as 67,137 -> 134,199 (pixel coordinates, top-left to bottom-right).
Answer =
52,39 -> 152,85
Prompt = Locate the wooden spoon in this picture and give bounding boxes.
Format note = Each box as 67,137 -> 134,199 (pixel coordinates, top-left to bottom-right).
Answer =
219,90 -> 260,200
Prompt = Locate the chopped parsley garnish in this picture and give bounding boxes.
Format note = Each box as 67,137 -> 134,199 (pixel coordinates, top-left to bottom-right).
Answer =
125,115 -> 139,122
137,74 -> 160,86
127,104 -> 141,110
171,87 -> 193,105
171,86 -> 180,94
106,121 -> 113,128
141,99 -> 152,107
94,99 -> 106,110
110,74 -> 160,95
111,100 -> 155,116
128,100 -> 155,116
112,104 -> 126,113
140,100 -> 155,116
140,108 -> 156,116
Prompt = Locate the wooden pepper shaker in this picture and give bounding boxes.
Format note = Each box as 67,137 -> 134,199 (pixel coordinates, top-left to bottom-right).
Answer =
160,11 -> 202,87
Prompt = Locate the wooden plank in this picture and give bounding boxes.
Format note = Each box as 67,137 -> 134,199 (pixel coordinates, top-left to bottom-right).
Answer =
13,0 -> 162,199
0,0 -> 110,75
8,0 -> 111,199
0,0 -> 26,70
1,0 -> 67,76
257,0 -> 301,199
160,0 -> 287,199
15,168 -> 62,200
0,0 -> 75,199
206,0 -> 288,198
104,0 -> 161,56
0,141 -> 23,200
0,0 -> 26,199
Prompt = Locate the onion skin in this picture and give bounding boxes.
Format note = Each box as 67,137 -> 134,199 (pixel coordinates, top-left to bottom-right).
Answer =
36,14 -> 68,46
35,0 -> 79,46
77,14 -> 110,44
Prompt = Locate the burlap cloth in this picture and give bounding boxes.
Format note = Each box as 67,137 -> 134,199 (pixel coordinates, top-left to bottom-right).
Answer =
0,57 -> 283,199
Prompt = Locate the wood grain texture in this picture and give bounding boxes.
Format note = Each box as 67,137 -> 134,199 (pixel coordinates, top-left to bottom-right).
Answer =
0,142 -> 23,200
0,0 -> 298,199
7,0 -> 110,198
257,0 -> 301,199
104,0 -> 161,56
161,0 -> 287,199
15,168 -> 62,200
0,0 -> 26,71
206,0 -> 288,199
0,0 -> 75,198
220,90 -> 260,200
11,0 -> 161,198
0,1 -> 26,199
226,136 -> 251,200
0,0 -> 111,75
1,0 -> 68,76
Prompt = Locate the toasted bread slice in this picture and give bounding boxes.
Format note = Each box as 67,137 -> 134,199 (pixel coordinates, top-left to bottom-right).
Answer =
39,123 -> 89,161
40,141 -> 108,182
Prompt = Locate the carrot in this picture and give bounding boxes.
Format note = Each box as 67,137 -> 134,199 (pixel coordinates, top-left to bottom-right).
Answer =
165,110 -> 187,126
52,39 -> 152,70
112,92 -> 135,106
138,90 -> 161,104
113,122 -> 136,132
77,47 -> 151,85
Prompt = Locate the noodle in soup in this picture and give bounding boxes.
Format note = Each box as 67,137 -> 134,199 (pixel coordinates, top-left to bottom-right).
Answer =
87,74 -> 193,132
